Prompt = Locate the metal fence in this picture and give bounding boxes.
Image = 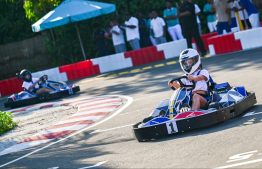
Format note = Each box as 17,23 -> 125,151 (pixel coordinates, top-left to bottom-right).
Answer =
0,35 -> 51,80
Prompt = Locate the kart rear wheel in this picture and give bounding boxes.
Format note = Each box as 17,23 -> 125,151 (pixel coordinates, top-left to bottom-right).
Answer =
208,102 -> 223,110
7,98 -> 14,103
38,92 -> 50,101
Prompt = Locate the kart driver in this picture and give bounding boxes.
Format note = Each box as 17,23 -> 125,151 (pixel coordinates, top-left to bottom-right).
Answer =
20,69 -> 52,95
168,49 -> 210,111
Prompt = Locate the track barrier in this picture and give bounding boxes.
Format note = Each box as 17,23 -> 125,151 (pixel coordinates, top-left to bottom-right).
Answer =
1,28 -> 262,97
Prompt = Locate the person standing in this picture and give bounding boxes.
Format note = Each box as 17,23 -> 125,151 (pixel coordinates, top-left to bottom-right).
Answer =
189,0 -> 202,35
212,0 -> 232,35
93,23 -> 110,57
234,0 -> 260,28
122,12 -> 140,50
229,0 -> 237,28
163,0 -> 184,41
110,18 -> 127,53
138,12 -> 151,48
236,0 -> 252,29
151,11 -> 167,45
203,0 -> 217,32
177,0 -> 206,56
147,12 -> 157,46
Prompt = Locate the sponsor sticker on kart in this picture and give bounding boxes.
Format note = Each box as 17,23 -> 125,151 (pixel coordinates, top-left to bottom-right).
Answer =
166,121 -> 178,134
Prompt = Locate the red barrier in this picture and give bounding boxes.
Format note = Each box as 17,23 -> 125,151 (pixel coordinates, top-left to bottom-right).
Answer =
207,33 -> 242,55
124,46 -> 165,66
192,32 -> 218,51
59,60 -> 100,81
0,77 -> 24,97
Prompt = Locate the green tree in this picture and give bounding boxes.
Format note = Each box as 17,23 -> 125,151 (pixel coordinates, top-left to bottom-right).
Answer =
0,0 -> 38,45
2,0 -> 210,67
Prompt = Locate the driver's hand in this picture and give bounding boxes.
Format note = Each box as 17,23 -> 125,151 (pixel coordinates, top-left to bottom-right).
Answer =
187,75 -> 194,82
168,81 -> 174,88
37,79 -> 41,83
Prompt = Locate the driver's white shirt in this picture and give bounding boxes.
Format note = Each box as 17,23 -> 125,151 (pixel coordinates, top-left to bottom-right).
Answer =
22,78 -> 39,92
181,69 -> 210,92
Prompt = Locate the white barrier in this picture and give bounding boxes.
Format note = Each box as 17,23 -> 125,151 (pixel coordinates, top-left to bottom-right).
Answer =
92,53 -> 133,73
32,67 -> 68,82
234,27 -> 262,50
156,39 -> 187,59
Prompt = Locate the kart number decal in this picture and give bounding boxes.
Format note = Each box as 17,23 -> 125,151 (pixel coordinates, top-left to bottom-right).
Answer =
166,121 -> 178,134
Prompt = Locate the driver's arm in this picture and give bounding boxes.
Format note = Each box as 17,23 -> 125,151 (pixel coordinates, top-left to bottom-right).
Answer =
188,75 -> 207,82
28,79 -> 41,90
168,81 -> 180,88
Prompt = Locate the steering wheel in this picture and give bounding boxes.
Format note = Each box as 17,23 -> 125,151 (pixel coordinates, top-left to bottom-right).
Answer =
169,75 -> 196,91
38,75 -> 48,86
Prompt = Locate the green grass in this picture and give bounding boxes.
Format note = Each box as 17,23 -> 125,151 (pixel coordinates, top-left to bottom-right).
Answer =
0,111 -> 19,136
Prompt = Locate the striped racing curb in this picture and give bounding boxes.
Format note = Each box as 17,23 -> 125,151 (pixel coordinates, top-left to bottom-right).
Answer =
0,96 -> 123,156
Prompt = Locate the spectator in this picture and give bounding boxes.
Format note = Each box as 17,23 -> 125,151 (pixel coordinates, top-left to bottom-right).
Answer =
212,0 -> 232,35
163,0 -> 184,41
236,0 -> 251,29
93,23 -> 110,57
203,0 -> 217,32
147,12 -> 157,46
189,0 -> 202,35
122,12 -> 140,50
110,18 -> 127,53
234,0 -> 260,28
104,21 -> 113,40
151,11 -> 167,45
177,0 -> 206,56
138,12 -> 151,48
229,0 -> 237,28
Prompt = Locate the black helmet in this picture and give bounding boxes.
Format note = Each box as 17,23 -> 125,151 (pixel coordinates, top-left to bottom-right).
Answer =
20,69 -> 32,82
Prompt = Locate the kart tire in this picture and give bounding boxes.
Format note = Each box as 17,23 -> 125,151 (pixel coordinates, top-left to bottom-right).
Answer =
7,98 -> 14,103
38,92 -> 49,101
208,102 -> 223,110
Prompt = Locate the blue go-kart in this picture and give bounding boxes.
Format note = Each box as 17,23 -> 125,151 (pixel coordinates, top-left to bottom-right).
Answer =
132,76 -> 256,142
4,74 -> 80,109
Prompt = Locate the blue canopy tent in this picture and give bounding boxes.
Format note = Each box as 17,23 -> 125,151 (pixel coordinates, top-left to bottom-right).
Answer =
32,0 -> 116,60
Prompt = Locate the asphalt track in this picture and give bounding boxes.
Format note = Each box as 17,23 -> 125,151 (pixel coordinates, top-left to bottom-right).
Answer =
0,48 -> 262,168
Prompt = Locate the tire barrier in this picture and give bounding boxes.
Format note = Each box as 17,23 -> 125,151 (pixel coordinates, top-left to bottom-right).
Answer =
124,46 -> 165,66
59,60 -> 100,81
1,28 -> 262,97
192,32 -> 218,52
0,78 -> 23,97
208,33 -> 243,55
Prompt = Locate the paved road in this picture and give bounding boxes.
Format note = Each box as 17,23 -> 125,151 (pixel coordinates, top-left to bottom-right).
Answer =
1,48 -> 262,168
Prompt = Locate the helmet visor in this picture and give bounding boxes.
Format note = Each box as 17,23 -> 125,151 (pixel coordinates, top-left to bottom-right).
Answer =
180,55 -> 199,73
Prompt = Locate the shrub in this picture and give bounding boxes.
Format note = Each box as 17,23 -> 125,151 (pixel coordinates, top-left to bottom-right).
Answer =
0,111 -> 19,136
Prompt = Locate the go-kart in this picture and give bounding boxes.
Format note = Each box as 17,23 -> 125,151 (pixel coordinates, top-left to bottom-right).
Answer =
4,75 -> 80,109
133,76 -> 257,142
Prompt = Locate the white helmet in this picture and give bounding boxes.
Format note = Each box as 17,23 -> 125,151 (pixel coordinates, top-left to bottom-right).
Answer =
179,49 -> 201,75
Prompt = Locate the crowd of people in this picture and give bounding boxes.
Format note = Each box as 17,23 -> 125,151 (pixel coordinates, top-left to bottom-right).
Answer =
93,0 -> 260,57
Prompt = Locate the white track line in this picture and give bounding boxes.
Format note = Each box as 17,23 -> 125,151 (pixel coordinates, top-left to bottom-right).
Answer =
90,124 -> 134,134
214,158 -> 262,168
78,161 -> 108,169
0,95 -> 133,168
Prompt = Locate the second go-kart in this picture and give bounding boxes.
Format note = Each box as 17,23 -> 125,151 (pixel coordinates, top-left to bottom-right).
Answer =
133,76 -> 256,142
4,74 -> 80,109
